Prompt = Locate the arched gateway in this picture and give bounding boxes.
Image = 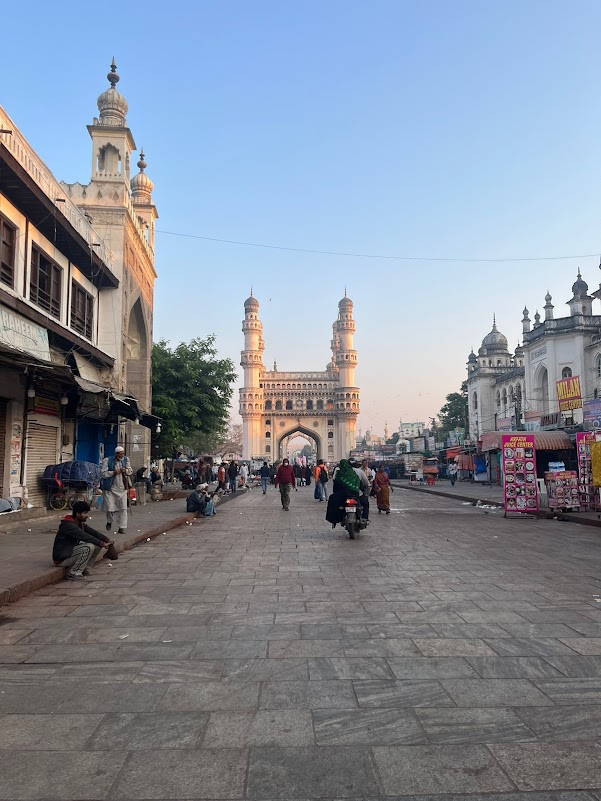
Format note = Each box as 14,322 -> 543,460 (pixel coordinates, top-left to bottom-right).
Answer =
240,294 -> 360,462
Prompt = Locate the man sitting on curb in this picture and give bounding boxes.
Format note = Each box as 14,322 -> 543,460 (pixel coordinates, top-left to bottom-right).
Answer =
52,500 -> 114,581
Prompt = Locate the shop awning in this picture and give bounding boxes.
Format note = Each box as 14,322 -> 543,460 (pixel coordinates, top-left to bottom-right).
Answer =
479,430 -> 572,451
74,377 -> 159,429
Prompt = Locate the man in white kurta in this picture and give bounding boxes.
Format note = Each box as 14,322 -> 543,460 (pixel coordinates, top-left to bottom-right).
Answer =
101,446 -> 133,533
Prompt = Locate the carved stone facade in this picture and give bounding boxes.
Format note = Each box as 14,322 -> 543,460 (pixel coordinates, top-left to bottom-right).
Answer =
240,295 -> 360,462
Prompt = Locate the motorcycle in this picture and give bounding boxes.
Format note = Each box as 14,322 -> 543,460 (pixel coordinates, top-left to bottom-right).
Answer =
343,497 -> 367,539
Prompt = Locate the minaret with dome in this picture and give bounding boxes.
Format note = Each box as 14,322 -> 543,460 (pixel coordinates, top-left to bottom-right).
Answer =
240,294 -> 360,462
60,60 -> 158,471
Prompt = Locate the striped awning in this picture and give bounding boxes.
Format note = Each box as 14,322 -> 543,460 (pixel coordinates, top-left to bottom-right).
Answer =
479,430 -> 572,451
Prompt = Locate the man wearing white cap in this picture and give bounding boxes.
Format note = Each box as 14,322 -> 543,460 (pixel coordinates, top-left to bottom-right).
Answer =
101,446 -> 133,533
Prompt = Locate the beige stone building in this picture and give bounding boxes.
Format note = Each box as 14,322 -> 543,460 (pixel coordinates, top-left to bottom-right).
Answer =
240,294 -> 360,462
0,61 -> 157,506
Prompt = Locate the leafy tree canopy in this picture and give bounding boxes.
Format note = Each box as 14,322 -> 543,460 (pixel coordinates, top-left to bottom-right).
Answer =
152,336 -> 236,457
437,380 -> 469,436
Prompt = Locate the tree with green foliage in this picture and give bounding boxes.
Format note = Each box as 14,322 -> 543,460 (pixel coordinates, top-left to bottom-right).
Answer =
438,380 -> 469,437
151,336 -> 236,458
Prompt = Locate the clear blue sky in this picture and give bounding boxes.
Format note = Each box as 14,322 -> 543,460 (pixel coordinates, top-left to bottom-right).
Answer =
3,0 -> 601,435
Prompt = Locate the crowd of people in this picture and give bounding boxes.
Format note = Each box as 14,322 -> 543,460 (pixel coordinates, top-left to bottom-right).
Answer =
51,446 -> 396,581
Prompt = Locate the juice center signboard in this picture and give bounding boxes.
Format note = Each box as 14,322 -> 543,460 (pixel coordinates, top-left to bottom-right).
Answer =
501,434 -> 538,514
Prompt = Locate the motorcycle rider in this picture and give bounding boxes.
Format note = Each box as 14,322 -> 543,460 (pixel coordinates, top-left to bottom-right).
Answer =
326,459 -> 362,529
350,459 -> 371,522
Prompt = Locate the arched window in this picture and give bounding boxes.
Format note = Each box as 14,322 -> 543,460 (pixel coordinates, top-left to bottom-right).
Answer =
265,431 -> 271,438
328,431 -> 333,438
265,400 -> 272,410
265,445 -> 271,453
562,366 -> 572,379
502,389 -> 507,409
473,392 -> 478,410
346,403 -> 351,408
516,384 -> 522,400
597,354 -> 601,378
306,400 -> 313,410
317,400 -> 324,410
265,419 -> 271,426
285,400 -> 293,410
326,400 -> 334,410
327,419 -> 334,426
496,391 -> 501,408
489,360 -> 492,367
510,386 -> 515,403
275,400 -> 282,410
497,360 -> 502,367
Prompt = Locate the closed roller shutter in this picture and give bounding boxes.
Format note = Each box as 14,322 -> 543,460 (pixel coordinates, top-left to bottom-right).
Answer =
0,400 -> 6,498
25,423 -> 59,507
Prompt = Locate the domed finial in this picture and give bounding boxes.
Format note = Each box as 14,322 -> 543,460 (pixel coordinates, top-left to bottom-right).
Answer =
522,306 -> 529,317
107,57 -> 120,89
137,149 -> 147,172
545,290 -> 552,303
578,268 -> 582,279
492,313 -> 497,330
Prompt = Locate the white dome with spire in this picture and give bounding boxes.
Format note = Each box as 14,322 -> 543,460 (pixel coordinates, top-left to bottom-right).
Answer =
97,59 -> 128,126
131,150 -> 154,201
480,316 -> 508,352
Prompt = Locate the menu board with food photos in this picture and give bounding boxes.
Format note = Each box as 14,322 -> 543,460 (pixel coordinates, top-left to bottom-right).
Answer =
576,432 -> 601,511
544,470 -> 579,510
501,434 -> 538,514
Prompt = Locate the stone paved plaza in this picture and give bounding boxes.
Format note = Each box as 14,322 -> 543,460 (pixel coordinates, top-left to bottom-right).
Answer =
1,486 -> 601,800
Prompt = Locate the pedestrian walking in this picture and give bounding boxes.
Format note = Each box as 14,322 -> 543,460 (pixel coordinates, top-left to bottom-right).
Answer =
227,460 -> 238,493
101,445 -> 133,533
239,462 -> 249,487
259,461 -> 270,494
314,459 -> 329,501
275,458 -> 296,510
374,464 -> 393,514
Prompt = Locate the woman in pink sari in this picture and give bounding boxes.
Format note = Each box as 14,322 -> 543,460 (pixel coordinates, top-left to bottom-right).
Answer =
374,465 -> 393,514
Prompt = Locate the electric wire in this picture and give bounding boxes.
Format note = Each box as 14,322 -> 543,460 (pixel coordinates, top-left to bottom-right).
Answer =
155,228 -> 601,264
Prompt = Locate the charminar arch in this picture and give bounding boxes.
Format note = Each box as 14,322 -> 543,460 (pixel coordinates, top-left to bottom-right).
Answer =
240,294 -> 360,462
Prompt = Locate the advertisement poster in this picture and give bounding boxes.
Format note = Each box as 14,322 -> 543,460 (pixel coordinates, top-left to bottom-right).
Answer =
583,400 -> 601,431
577,432 -> 601,510
501,434 -> 538,514
556,375 -> 582,413
545,471 -> 579,509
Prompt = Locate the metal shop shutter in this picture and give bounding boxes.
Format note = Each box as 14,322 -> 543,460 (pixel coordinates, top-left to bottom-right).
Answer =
25,423 -> 59,507
0,400 -> 6,498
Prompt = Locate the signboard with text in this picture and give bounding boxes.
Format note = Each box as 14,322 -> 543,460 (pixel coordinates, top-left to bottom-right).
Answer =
583,400 -> 601,431
556,375 -> 582,412
0,305 -> 50,361
501,434 -> 538,514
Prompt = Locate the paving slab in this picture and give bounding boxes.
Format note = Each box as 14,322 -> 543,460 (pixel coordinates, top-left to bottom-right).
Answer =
1,485 -> 601,799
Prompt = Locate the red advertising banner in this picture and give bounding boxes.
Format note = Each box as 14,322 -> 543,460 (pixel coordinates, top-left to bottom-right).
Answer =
501,434 -> 538,514
556,375 -> 582,412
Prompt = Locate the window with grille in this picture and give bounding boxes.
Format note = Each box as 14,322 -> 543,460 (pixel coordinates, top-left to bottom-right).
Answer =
0,218 -> 16,287
30,247 -> 61,318
70,281 -> 94,339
